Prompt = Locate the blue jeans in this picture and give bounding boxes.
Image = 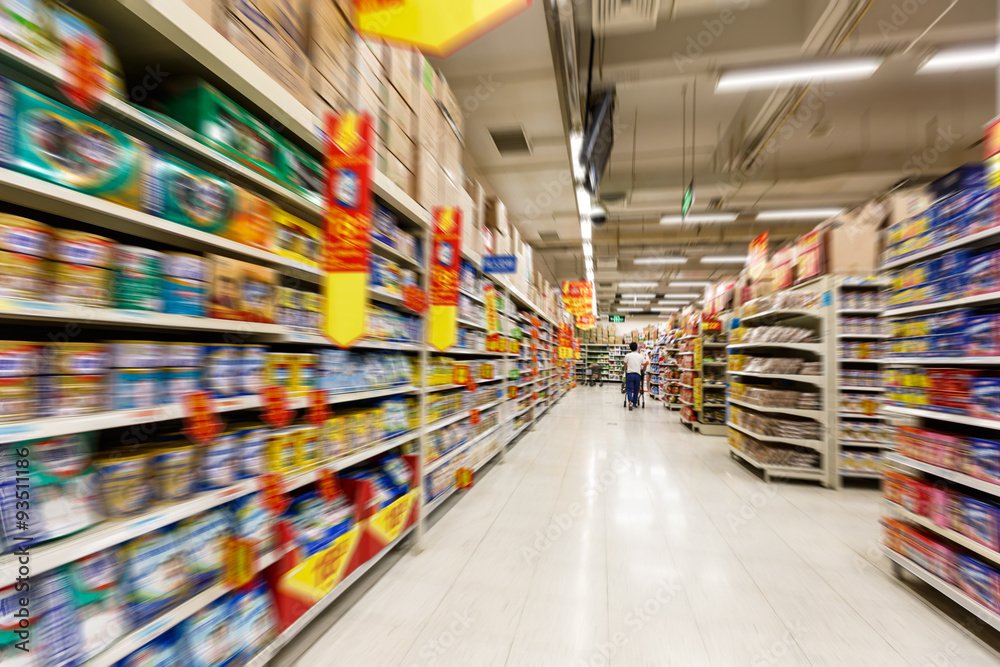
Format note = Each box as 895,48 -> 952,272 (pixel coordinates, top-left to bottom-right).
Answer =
626,373 -> 641,405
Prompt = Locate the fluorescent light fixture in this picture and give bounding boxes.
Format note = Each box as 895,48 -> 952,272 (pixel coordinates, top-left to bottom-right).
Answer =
660,213 -> 737,225
576,186 -> 593,217
919,45 -> 999,73
669,281 -> 710,287
634,257 -> 687,265
658,314 -> 676,319
580,219 -> 592,240
660,293 -> 700,299
570,131 -> 586,181
651,307 -> 679,312
756,208 -> 844,220
621,293 -> 655,298
716,58 -> 882,92
618,307 -> 646,312
583,242 -> 593,259
618,282 -> 658,288
700,256 -> 747,264
659,300 -> 691,306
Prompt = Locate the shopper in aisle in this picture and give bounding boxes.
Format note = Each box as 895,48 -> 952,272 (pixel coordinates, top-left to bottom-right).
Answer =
624,341 -> 645,409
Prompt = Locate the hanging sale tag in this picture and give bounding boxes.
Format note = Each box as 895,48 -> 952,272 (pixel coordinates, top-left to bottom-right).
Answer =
470,409 -> 481,425
323,111 -> 375,347
262,386 -> 293,428
466,377 -> 478,392
317,468 -> 340,501
60,36 -> 102,112
308,388 -> 330,425
484,284 -> 499,334
223,536 -> 256,589
456,467 -> 474,489
428,208 -> 463,351
403,285 -> 428,313
183,390 -> 222,445
260,473 -> 289,516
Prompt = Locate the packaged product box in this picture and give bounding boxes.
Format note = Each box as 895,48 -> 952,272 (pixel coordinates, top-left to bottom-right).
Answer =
415,83 -> 441,151
480,225 -> 495,254
384,84 -> 415,138
207,255 -> 276,322
274,208 -> 321,266
824,215 -> 880,275
386,119 -> 416,170
415,147 -> 441,209
143,151 -> 240,234
155,78 -> 284,183
254,0 -> 309,48
386,45 -> 417,110
181,0 -> 223,28
484,197 -> 509,236
310,48 -> 354,104
221,3 -> 310,104
886,187 -> 933,226
0,78 -> 146,208
278,138 -> 323,206
384,151 -> 413,197
440,127 -> 462,184
227,189 -> 275,251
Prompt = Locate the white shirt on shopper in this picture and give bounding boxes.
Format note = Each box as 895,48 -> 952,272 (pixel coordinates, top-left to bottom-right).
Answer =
624,351 -> 644,375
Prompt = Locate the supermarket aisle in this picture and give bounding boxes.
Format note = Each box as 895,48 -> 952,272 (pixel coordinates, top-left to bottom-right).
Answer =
290,387 -> 998,666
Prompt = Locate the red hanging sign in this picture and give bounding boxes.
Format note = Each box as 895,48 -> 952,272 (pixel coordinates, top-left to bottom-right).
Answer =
307,388 -> 330,425
576,313 -> 596,330
323,111 -> 375,347
183,390 -> 222,445
60,36 -> 102,112
402,285 -> 428,313
262,385 -> 293,428
470,409 -> 481,425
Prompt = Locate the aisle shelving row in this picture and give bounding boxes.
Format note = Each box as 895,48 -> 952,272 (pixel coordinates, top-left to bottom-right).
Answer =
0,4 -> 576,664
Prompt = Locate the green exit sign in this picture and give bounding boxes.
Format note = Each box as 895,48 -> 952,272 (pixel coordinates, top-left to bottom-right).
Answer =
608,315 -> 626,323
682,181 -> 694,218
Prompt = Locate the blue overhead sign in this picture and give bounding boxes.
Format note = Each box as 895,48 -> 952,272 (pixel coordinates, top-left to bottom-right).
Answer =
483,255 -> 518,274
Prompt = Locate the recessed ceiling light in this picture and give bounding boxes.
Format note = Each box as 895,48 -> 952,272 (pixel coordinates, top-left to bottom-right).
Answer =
716,58 -> 882,92
669,281 -> 710,287
634,257 -> 687,265
919,45 -> 999,73
660,213 -> 737,225
700,256 -> 747,264
619,282 -> 658,288
756,208 -> 844,220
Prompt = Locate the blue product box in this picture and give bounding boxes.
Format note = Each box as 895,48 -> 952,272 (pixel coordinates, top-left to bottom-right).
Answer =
969,438 -> 1000,482
198,345 -> 240,398
932,164 -> 986,199
961,496 -> 1000,549
163,277 -> 207,317
373,204 -> 398,248
958,554 -> 1000,613
966,316 -> 1000,357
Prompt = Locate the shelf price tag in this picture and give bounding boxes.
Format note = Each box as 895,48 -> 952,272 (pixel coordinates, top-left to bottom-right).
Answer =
466,377 -> 477,392
260,473 -> 289,516
452,364 -> 470,386
456,467 -> 474,489
470,409 -> 481,425
508,386 -> 518,400
317,468 -> 340,501
183,390 -> 222,445
262,386 -> 293,428
307,388 -> 330,425
403,285 -> 428,313
223,536 -> 256,589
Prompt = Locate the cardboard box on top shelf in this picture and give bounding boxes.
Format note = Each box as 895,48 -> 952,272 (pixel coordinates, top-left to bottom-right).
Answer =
484,197 -> 509,236
383,152 -> 413,197
885,187 -> 932,226
221,4 -> 310,104
825,208 -> 882,275
181,0 -> 222,28
415,147 -> 442,210
480,225 -> 495,255
386,45 -> 417,110
439,126 -> 462,184
252,0 -> 309,47
384,118 -> 415,170
415,84 -> 440,151
382,84 -> 414,138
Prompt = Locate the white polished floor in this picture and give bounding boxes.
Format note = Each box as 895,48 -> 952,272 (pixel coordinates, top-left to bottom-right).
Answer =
292,386 -> 1000,666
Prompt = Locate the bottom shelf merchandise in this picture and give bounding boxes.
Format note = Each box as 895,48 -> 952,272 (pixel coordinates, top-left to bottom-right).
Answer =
701,406 -> 726,425
730,430 -> 821,470
839,450 -> 883,476
885,471 -> 1000,551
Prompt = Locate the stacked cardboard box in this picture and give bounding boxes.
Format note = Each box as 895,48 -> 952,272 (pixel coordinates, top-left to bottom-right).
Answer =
222,0 -> 311,104
309,0 -> 354,120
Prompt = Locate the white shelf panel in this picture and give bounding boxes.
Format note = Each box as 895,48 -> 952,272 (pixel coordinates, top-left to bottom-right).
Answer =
885,453 -> 1000,498
837,334 -> 888,339
881,357 -> 1000,366
740,308 -> 822,323
882,546 -> 1000,634
728,342 -> 823,353
0,167 -> 322,282
840,386 -> 886,392
884,404 -> 1000,430
839,439 -> 889,449
729,371 -> 824,385
839,412 -> 885,420
729,445 -> 826,479
703,383 -> 728,389
880,224 -> 1000,270
839,470 -> 883,480
728,397 -> 824,420
426,410 -> 472,432
837,308 -> 884,315
885,501 -> 1000,567
371,239 -> 424,272
839,358 -> 883,364
459,288 -> 485,304
703,361 -> 729,366
435,348 -> 507,357
458,318 -> 488,331
726,422 -> 825,451
883,289 -> 1000,318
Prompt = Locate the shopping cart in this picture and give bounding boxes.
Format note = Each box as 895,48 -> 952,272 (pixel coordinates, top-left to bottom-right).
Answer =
622,372 -> 645,408
585,366 -> 602,386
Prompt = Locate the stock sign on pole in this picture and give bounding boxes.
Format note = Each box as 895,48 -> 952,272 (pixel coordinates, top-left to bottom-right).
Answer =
428,207 -> 463,351
323,111 -> 374,348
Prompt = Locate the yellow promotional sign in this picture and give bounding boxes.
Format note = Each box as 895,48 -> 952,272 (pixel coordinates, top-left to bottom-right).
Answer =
429,207 -> 462,351
368,490 -> 419,545
694,377 -> 703,412
354,0 -> 532,58
484,284 -> 499,334
279,525 -> 364,603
